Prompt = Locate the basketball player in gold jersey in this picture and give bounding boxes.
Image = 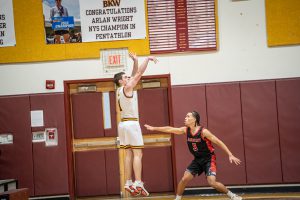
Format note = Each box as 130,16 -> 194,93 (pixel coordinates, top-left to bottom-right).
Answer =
113,52 -> 158,196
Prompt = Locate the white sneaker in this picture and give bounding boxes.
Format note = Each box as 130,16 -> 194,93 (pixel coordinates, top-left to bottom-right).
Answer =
174,196 -> 182,200
124,184 -> 140,196
132,181 -> 150,197
230,194 -> 242,200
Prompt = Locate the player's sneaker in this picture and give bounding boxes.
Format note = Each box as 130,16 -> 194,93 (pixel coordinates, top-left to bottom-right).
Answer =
124,184 -> 140,196
230,194 -> 242,200
132,181 -> 149,197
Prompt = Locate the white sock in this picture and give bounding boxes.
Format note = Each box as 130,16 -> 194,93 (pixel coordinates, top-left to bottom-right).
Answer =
126,179 -> 133,185
175,195 -> 182,200
135,180 -> 142,184
227,190 -> 235,198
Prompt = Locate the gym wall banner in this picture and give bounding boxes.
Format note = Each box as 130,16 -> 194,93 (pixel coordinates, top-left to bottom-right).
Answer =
42,0 -> 146,45
79,0 -> 146,42
0,0 -> 16,47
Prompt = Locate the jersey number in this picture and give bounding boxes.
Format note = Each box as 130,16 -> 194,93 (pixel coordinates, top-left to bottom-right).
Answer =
192,143 -> 198,151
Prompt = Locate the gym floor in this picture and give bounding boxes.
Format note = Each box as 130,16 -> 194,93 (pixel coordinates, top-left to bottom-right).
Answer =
77,192 -> 300,200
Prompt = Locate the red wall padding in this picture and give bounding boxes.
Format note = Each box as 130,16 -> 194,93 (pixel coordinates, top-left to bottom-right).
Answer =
105,149 -> 120,194
104,92 -> 118,137
241,80 -> 282,184
0,96 -> 34,195
138,88 -> 170,134
206,83 -> 246,185
276,79 -> 300,183
171,85 -> 208,187
30,93 -> 68,196
75,150 -> 107,197
71,93 -> 104,139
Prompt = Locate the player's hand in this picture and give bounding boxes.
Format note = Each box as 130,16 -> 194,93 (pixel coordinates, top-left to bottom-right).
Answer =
229,155 -> 241,165
144,124 -> 155,131
129,52 -> 138,61
148,56 -> 158,64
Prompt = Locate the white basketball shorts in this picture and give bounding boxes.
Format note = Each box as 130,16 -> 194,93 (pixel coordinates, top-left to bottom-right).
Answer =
118,121 -> 144,149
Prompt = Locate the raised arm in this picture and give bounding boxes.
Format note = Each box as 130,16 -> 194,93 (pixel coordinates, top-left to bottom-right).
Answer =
125,56 -> 158,91
129,52 -> 138,77
144,124 -> 185,135
202,129 -> 241,165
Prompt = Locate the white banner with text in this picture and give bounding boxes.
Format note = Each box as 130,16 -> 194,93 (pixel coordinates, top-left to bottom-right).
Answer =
79,0 -> 146,42
0,0 -> 16,47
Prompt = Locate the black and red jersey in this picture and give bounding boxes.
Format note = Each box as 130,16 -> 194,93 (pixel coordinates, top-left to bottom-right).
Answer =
186,126 -> 215,158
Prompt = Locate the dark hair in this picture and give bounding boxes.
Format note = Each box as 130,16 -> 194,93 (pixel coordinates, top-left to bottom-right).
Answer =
191,111 -> 200,126
113,72 -> 125,87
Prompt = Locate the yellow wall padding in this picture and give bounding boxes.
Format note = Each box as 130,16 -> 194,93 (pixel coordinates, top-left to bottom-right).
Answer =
0,0 -> 150,64
265,0 -> 300,47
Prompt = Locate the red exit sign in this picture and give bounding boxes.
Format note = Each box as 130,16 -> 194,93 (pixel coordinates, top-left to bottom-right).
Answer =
108,54 -> 121,66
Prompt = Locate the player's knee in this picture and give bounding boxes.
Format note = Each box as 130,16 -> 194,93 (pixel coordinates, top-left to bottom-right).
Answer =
180,176 -> 190,184
133,150 -> 143,158
207,178 -> 217,187
136,153 -> 143,159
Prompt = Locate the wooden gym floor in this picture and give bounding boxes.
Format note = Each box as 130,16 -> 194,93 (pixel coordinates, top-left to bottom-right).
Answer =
77,192 -> 300,200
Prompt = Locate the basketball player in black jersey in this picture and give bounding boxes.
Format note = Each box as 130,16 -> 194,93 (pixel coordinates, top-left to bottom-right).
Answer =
144,111 -> 242,200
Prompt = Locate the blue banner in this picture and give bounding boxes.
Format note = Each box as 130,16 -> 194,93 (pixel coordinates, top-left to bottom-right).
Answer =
52,16 -> 74,30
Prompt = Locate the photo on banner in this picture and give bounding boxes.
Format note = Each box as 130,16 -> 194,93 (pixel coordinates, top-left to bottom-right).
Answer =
42,0 -> 81,44
0,0 -> 16,47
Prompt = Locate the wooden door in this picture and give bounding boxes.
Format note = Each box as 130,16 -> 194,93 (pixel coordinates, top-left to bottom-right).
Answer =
64,75 -> 175,200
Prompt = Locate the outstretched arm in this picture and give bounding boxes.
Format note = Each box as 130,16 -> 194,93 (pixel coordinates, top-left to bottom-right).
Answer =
144,124 -> 185,135
129,52 -> 138,77
203,129 -> 241,165
125,56 -> 158,91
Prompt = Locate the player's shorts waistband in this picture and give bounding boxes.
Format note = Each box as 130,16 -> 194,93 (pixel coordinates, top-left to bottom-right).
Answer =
121,118 -> 138,122
119,145 -> 144,149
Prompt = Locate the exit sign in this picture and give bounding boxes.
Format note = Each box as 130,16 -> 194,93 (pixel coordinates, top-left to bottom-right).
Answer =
108,54 -> 121,66
101,48 -> 128,75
